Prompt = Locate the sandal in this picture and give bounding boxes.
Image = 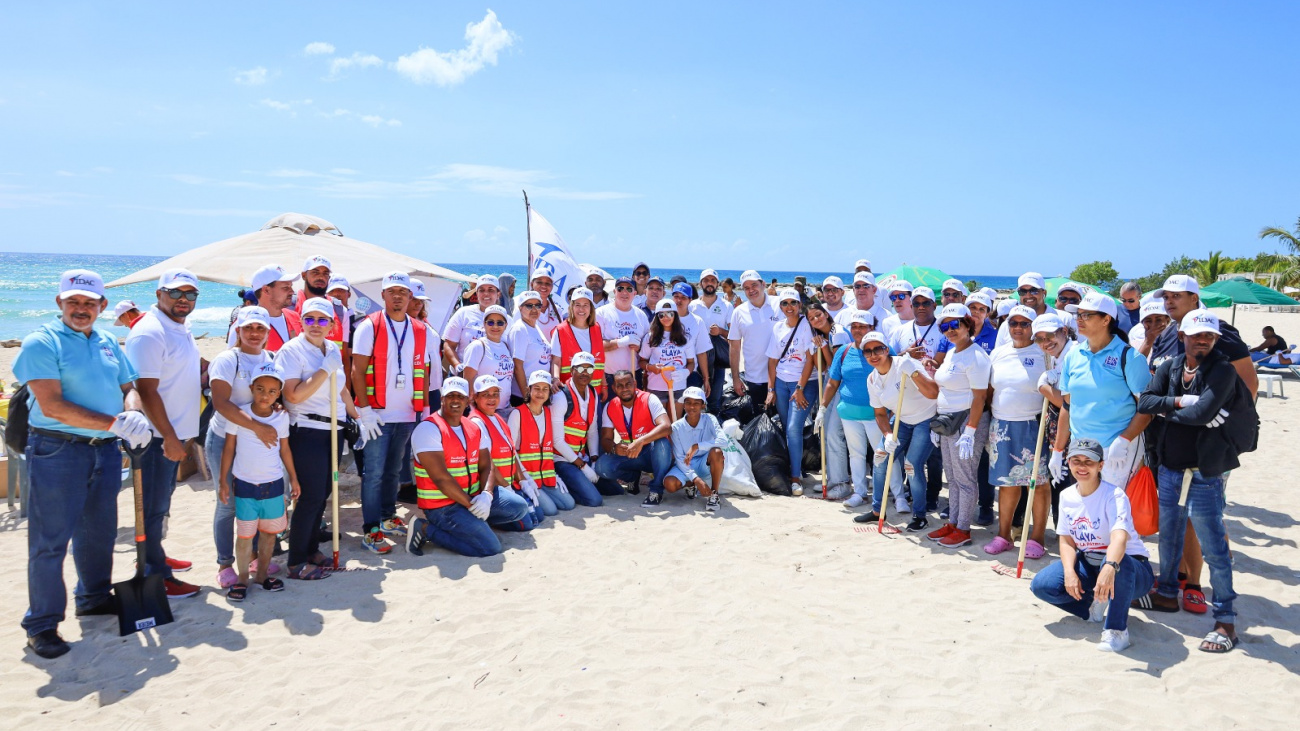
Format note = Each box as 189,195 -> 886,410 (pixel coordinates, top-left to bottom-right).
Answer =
983,536 -> 1014,555
1182,586 -> 1209,614
1131,590 -> 1179,613
287,564 -> 330,581
261,577 -> 285,592
1024,539 -> 1046,560
308,553 -> 332,567
227,584 -> 248,602
1199,630 -> 1237,654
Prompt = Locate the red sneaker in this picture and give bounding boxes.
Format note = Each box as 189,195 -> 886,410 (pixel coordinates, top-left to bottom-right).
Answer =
939,528 -> 972,548
164,578 -> 201,598
165,556 -> 193,572
927,524 -> 956,542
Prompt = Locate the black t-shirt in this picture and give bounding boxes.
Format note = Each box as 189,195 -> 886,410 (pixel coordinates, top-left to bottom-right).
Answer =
1149,320 -> 1249,373
1265,335 -> 1289,354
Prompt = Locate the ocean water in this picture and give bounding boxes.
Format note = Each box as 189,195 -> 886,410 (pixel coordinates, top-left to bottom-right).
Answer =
0,252 -> 1017,340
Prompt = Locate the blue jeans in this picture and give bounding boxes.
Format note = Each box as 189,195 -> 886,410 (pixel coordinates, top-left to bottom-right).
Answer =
140,436 -> 181,579
540,486 -> 576,512
1156,466 -> 1237,623
422,503 -> 503,557
1031,553 -> 1154,632
872,418 -> 933,513
361,420 -> 416,533
22,435 -> 122,636
594,438 -> 673,494
490,486 -> 541,531
774,378 -> 818,478
554,460 -> 603,507
204,429 -> 236,567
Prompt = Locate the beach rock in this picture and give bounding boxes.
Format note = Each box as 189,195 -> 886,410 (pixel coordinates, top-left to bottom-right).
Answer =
2,339 -> 20,348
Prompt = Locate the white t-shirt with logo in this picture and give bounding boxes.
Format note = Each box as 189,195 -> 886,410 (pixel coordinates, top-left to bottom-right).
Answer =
352,315 -> 443,424
276,335 -> 349,431
442,305 -> 488,361
1056,481 -> 1150,557
891,319 -> 944,359
766,318 -> 816,384
690,297 -> 733,335
595,303 -> 650,375
506,319 -> 552,384
678,310 -> 712,358
989,343 -> 1047,421
463,337 -> 515,402
727,295 -> 781,384
867,356 -> 938,424
639,334 -> 691,391
934,344 -> 991,413
206,348 -> 275,436
125,306 -> 202,441
230,408 -> 290,484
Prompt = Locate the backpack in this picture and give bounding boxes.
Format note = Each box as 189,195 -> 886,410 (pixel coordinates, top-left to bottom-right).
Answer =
3,382 -> 31,453
1223,374 -> 1260,455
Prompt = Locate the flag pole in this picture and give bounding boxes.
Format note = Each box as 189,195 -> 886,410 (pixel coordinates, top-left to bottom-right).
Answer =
523,190 -> 532,275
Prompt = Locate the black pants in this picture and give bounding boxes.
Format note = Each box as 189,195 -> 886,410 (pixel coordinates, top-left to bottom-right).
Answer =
742,380 -> 768,411
925,448 -> 943,508
977,449 -> 993,510
288,426 -> 339,566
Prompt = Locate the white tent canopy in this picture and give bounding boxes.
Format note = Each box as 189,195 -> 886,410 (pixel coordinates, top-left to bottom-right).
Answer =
106,213 -> 472,329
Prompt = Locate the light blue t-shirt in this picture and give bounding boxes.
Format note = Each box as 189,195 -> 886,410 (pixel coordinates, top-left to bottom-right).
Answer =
14,319 -> 138,439
1059,336 -> 1150,446
828,346 -> 875,421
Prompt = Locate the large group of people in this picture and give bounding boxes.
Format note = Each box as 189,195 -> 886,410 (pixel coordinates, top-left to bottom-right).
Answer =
14,258 -> 1260,661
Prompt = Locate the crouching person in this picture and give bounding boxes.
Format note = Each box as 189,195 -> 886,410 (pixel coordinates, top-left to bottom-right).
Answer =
664,387 -> 725,511
406,378 -> 533,557
595,370 -> 674,508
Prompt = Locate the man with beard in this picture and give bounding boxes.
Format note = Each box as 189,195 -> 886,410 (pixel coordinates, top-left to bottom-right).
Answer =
294,255 -> 349,352
227,264 -> 302,352
689,268 -> 733,412
819,276 -> 852,319
583,265 -> 610,307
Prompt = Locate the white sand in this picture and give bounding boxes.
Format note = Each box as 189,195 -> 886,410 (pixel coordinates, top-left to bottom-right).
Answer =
0,310 -> 1296,727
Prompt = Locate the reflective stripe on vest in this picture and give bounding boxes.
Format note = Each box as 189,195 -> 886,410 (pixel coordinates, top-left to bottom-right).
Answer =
470,408 -> 515,487
414,414 -> 482,509
563,383 -> 598,457
608,391 -> 657,442
518,406 -> 557,486
362,311 -> 428,412
265,309 -> 303,353
556,321 -> 606,390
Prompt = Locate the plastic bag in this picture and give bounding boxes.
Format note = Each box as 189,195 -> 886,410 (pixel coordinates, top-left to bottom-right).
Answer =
718,386 -> 756,426
802,419 -> 821,475
739,411 -> 792,495
1126,465 -> 1159,536
717,434 -> 762,497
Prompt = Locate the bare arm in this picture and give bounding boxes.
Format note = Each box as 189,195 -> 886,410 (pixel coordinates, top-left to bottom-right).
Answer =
415,450 -> 476,508
966,388 -> 989,430
25,379 -> 120,431
211,379 -> 278,447
279,437 -> 300,500
1231,356 -> 1258,401
351,353 -> 371,408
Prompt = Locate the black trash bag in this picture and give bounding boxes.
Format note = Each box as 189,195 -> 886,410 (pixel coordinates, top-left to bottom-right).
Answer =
718,387 -> 755,425
802,420 -> 821,475
739,411 -> 792,496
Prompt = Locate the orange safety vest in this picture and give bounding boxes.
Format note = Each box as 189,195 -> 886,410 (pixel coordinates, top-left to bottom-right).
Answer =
295,290 -> 345,346
264,309 -> 303,353
413,413 -> 482,510
517,406 -> 557,487
563,383 -> 598,459
607,390 -> 658,442
556,321 -> 606,392
361,311 -> 428,411
471,408 -> 516,488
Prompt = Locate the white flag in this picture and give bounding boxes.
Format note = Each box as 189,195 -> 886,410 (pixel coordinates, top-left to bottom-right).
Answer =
528,207 -> 586,302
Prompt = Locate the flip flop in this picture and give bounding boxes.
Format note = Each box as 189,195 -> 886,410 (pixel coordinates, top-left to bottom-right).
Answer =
1182,586 -> 1209,614
1131,590 -> 1180,613
1199,630 -> 1237,653
288,564 -> 330,581
227,584 -> 248,602
261,577 -> 285,592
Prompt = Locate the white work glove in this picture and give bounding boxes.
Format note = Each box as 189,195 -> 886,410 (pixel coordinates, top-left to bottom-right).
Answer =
1105,437 -> 1131,468
1177,394 -> 1201,409
555,476 -> 570,495
814,408 -> 825,432
469,492 -> 493,520
930,431 -> 940,447
320,344 -> 344,375
957,426 -> 976,460
898,357 -> 922,376
110,411 -> 153,449
1048,449 -> 1065,483
883,434 -> 900,455
1206,409 -> 1228,428
519,477 -> 541,506
358,406 -> 384,442
581,464 -> 600,483
1037,370 -> 1061,390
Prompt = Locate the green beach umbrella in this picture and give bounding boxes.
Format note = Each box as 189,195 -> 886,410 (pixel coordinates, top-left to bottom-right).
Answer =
1015,277 -> 1119,308
875,264 -> 952,293
1201,276 -> 1294,324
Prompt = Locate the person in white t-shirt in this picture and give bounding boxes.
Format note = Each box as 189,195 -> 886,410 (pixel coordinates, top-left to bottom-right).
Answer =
891,286 -> 943,360
225,264 -> 302,352
1032,312 -> 1079,523
1030,438 -> 1154,653
525,270 -> 567,340
507,290 -> 553,408
218,362 -> 299,601
596,275 -> 651,382
507,371 -> 573,516
545,351 -> 609,504
878,280 -> 916,343
835,271 -> 892,333
996,272 -> 1063,348
442,274 -> 503,367
124,267 -> 204,598
670,282 -> 712,396
864,333 -> 940,531
690,268 -> 733,411
727,269 -> 781,406
819,276 -> 852,320
763,288 -> 820,496
640,299 -> 695,419
462,305 -> 516,406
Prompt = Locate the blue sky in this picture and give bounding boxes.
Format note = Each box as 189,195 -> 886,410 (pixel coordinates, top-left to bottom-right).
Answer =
2,2 -> 1298,278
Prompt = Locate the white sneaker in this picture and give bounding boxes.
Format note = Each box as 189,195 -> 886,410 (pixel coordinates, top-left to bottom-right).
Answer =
894,496 -> 912,513
844,494 -> 865,508
791,483 -> 804,497
1097,629 -> 1131,653
826,484 -> 854,501
1088,599 -> 1109,623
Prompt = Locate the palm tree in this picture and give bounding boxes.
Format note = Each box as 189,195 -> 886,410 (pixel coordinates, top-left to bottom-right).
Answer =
1192,251 -> 1226,285
1260,217 -> 1300,254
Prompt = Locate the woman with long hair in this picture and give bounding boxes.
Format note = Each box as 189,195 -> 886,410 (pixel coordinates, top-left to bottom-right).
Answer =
507,290 -> 553,408
550,287 -> 606,397
806,301 -> 849,498
639,300 -> 694,420
507,372 -> 574,516
463,305 -> 515,407
862,332 -> 940,528
764,288 -> 820,496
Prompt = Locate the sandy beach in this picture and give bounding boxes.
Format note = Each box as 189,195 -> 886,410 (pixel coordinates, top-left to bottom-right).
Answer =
0,308 -> 1297,728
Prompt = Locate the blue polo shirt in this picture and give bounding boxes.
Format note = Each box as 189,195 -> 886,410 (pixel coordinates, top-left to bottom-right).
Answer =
1058,335 -> 1150,446
13,319 -> 138,438
936,319 -> 998,355
828,345 -> 875,420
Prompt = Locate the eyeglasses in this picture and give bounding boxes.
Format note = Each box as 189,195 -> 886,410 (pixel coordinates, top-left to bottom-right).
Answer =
1121,298 -> 1139,304
852,283 -> 873,290
573,364 -> 595,373
862,346 -> 889,356
1017,287 -> 1041,296
942,292 -> 963,300
938,320 -> 962,333
912,299 -> 934,308
520,303 -> 542,310
163,288 -> 199,301
485,319 -> 507,327
1033,333 -> 1059,345
303,316 -> 331,326
616,285 -> 636,293
1008,319 -> 1032,328
888,293 -> 909,301
1076,310 -> 1104,321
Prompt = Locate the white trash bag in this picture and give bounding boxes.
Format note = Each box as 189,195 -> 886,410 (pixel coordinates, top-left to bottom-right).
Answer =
717,426 -> 761,498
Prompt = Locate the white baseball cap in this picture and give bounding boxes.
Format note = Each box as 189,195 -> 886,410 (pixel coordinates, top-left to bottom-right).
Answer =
250,265 -> 295,292
966,292 -> 993,310
996,299 -> 1015,317
1032,313 -> 1065,335
1018,272 -> 1046,290
978,287 -> 998,301
777,287 -> 801,303
1139,300 -> 1168,321
1180,309 -> 1221,336
326,275 -> 350,293
302,255 -> 332,272
237,306 -> 271,329
518,290 -> 543,305
473,374 -> 501,393
158,268 -> 201,291
941,278 -> 968,296
1057,281 -> 1086,296
112,300 -> 138,319
822,276 -> 845,290
740,269 -> 763,284
889,279 -> 914,294
381,271 -> 412,291
854,259 -> 872,271
682,386 -> 707,402
571,351 -> 597,368
56,268 -> 106,300
477,274 -> 501,290
527,370 -> 553,388
860,331 -> 888,348
852,271 -> 876,286
848,309 -> 876,327
483,305 -> 509,320
1154,274 -> 1200,298
569,286 -> 594,303
911,286 -> 936,303
700,268 -> 719,281
939,303 -> 970,320
441,377 -> 470,397
1008,305 -> 1037,322
1077,291 -> 1118,319
301,297 -> 334,318
251,362 -> 285,385
654,298 -> 676,313
530,268 -> 554,283
410,279 -> 430,301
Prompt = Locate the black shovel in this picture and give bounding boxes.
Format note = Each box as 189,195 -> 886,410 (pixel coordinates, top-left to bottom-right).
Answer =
113,443 -> 174,636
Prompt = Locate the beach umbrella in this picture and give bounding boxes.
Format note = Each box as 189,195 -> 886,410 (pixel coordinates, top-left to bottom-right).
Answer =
1015,277 -> 1119,308
1201,276 -> 1295,325
106,213 -> 473,330
875,265 -> 952,293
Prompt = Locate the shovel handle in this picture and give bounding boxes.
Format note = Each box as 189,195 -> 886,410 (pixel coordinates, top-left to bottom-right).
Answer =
122,443 -> 148,544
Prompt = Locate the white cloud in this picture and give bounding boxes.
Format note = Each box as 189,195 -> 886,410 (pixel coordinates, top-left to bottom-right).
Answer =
359,114 -> 401,127
304,41 -> 335,56
493,225 -> 509,235
330,52 -> 383,77
331,168 -> 360,175
464,229 -> 487,242
235,67 -> 269,85
260,99 -> 292,111
392,10 -> 516,86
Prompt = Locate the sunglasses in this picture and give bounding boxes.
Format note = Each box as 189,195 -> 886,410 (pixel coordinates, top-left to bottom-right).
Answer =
1008,319 -> 1032,328
1017,287 -> 1041,296
633,271 -> 649,277
888,293 -> 909,301
303,316 -> 332,326
485,319 -> 507,327
520,303 -> 542,310
938,320 -> 962,333
657,312 -> 676,318
852,283 -> 873,290
1033,333 -> 1059,345
163,288 -> 199,301
1056,295 -> 1081,304
1122,298 -> 1139,304
780,300 -> 800,306
616,285 -> 636,293
862,346 -> 889,356
912,299 -> 934,308
573,364 -> 595,373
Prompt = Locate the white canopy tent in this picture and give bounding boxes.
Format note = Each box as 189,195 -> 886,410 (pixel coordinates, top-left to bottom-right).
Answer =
107,213 -> 472,330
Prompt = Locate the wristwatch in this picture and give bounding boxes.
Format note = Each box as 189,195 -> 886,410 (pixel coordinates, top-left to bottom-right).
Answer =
1103,560 -> 1121,572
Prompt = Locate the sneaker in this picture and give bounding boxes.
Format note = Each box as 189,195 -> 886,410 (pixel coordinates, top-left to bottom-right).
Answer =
381,516 -> 407,536
938,528 -> 972,547
684,485 -> 698,500
621,480 -> 640,496
906,516 -> 929,532
843,494 -> 865,508
853,511 -> 882,524
164,578 -> 201,598
407,517 -> 429,556
894,496 -> 912,513
641,492 -> 662,508
792,483 -> 804,497
927,524 -> 956,542
74,599 -> 118,617
974,507 -> 996,526
827,484 -> 854,501
706,495 -> 720,512
216,567 -> 239,589
164,556 -> 192,572
362,530 -> 392,554
1097,628 -> 1131,653
1089,599 -> 1109,623
939,507 -> 950,521
26,629 -> 70,659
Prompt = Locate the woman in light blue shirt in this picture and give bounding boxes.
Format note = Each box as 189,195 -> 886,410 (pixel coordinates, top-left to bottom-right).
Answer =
822,311 -> 884,508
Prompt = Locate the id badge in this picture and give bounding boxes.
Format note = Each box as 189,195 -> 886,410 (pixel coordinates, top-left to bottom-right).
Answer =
395,373 -> 407,390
